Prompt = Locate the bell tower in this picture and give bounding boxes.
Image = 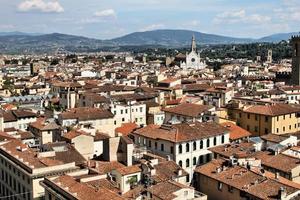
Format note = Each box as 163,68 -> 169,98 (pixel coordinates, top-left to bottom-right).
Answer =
291,35 -> 300,85
191,35 -> 197,52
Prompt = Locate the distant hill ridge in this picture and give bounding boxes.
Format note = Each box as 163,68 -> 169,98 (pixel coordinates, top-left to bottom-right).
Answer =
0,29 -> 298,54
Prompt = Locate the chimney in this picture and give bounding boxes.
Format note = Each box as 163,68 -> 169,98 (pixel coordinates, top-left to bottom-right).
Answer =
166,155 -> 171,161
275,172 -> 280,180
177,169 -> 183,176
279,187 -> 287,200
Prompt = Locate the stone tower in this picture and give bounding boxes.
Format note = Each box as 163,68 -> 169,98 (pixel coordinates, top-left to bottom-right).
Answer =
291,35 -> 300,85
267,49 -> 273,63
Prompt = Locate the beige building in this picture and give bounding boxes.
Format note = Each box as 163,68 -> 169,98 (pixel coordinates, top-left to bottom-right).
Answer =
58,107 -> 115,137
28,118 -> 60,145
194,158 -> 300,200
232,104 -> 300,136
51,81 -> 82,109
0,138 -> 83,200
163,103 -> 215,124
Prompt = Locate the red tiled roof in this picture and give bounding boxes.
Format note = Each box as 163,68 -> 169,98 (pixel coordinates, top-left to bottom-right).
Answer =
221,122 -> 251,140
115,122 -> 138,136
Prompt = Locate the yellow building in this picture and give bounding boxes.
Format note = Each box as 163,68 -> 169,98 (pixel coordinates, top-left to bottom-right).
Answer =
233,104 -> 300,136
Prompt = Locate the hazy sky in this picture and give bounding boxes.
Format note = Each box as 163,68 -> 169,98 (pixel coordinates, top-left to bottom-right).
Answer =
0,0 -> 299,39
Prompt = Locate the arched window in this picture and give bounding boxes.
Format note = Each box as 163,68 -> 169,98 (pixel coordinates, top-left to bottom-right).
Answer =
193,157 -> 197,166
179,160 -> 182,167
179,144 -> 182,154
213,137 -> 217,146
186,143 -> 190,152
186,159 -> 190,167
200,140 -> 203,149
199,155 -> 204,164
193,141 -> 197,151
206,154 -> 211,162
206,139 -> 210,148
221,135 -> 225,144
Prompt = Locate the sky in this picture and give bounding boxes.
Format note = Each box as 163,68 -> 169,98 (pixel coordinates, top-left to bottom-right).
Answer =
0,0 -> 299,39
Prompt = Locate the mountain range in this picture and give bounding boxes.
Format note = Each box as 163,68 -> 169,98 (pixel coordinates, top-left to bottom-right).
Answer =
0,29 -> 298,54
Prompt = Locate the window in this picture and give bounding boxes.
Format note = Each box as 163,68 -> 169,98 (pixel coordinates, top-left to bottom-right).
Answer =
239,113 -> 241,118
121,110 -> 123,114
247,114 -> 250,119
161,144 -> 164,151
277,116 -> 279,121
221,135 -> 225,144
186,143 -> 190,152
213,137 -> 217,146
265,128 -> 268,134
206,139 -> 210,148
283,127 -> 285,132
255,126 -> 258,132
184,191 -> 189,197
179,160 -> 182,167
193,141 -> 197,151
186,159 -> 190,167
148,140 -> 151,148
265,116 -> 268,122
170,146 -> 174,154
199,155 -> 204,164
155,142 -> 157,149
283,115 -> 286,120
255,115 -> 258,121
200,140 -> 203,149
218,182 -> 223,191
206,154 -> 211,162
122,118 -> 125,122
289,125 -> 292,130
247,125 -> 250,131
290,114 -> 292,118
228,185 -> 234,193
193,157 -> 197,165
277,128 -> 279,133
140,107 -> 143,112
179,144 -> 182,153
114,121 -> 117,125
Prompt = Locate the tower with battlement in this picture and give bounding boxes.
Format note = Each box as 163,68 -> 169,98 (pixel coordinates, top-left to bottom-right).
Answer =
291,35 -> 300,85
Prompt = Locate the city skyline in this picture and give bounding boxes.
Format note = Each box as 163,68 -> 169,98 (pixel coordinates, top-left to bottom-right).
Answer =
0,0 -> 300,39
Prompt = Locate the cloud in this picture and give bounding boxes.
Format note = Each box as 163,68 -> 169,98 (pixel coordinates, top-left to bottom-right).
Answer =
94,9 -> 117,18
275,0 -> 300,22
18,0 -> 64,13
214,9 -> 271,24
140,24 -> 165,31
0,24 -> 15,30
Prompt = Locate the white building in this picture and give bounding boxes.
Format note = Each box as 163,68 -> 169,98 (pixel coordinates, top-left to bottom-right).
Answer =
131,122 -> 230,183
181,35 -> 206,70
110,101 -> 146,128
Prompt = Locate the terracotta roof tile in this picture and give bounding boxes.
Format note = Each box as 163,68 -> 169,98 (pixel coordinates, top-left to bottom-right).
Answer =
221,122 -> 251,140
163,103 -> 213,118
133,122 -> 228,143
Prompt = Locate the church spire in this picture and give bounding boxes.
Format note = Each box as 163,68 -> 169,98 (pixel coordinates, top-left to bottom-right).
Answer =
191,34 -> 197,52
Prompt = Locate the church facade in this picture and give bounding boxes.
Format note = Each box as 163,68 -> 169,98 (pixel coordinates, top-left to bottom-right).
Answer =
181,35 -> 206,70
